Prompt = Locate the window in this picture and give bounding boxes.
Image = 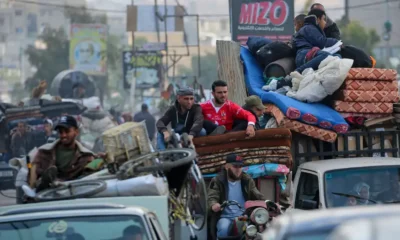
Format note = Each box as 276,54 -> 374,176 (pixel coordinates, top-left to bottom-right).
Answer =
147,213 -> 167,240
294,172 -> 319,209
15,10 -> 22,16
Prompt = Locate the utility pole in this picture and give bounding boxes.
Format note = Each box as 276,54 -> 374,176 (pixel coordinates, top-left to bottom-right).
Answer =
384,0 -> 391,68
344,0 -> 349,24
131,0 -> 135,50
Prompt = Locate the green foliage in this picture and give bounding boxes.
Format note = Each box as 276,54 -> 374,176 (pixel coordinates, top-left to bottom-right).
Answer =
64,6 -> 107,24
177,53 -> 218,88
25,28 -> 69,90
337,20 -> 381,55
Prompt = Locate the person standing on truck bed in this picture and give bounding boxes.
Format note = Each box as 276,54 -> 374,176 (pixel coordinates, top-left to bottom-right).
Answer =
201,80 -> 257,137
310,3 -> 341,40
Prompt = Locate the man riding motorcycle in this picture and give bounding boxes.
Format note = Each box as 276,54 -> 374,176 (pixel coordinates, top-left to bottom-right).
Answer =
208,153 -> 264,239
29,115 -> 97,192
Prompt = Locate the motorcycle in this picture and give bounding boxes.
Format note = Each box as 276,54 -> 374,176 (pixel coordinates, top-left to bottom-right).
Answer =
218,200 -> 282,240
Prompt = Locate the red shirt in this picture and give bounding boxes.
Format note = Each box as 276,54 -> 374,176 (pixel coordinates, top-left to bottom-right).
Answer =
200,100 -> 256,130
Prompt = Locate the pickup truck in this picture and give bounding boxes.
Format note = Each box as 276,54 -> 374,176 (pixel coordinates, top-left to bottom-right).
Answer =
289,157 -> 400,209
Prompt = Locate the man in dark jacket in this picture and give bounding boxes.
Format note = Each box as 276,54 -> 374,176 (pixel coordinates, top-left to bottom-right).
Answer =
293,9 -> 339,73
134,103 -> 156,141
311,3 -> 341,40
208,153 -> 264,239
232,95 -> 265,131
156,87 -> 205,150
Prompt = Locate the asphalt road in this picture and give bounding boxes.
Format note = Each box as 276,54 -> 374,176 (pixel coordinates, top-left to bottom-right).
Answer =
0,189 -> 17,206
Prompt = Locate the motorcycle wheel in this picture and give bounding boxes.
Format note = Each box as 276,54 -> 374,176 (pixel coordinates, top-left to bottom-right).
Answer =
35,180 -> 107,201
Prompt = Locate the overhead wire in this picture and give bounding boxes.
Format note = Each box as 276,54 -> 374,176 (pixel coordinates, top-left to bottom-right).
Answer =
8,0 -> 400,17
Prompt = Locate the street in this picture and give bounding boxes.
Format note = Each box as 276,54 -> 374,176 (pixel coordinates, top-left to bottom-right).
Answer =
0,189 -> 17,206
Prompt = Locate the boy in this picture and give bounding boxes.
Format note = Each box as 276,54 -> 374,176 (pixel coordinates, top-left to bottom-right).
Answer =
294,14 -> 306,32
293,9 -> 339,74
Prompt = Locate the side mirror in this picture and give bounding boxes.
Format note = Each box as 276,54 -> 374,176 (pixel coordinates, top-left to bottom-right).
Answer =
300,199 -> 318,210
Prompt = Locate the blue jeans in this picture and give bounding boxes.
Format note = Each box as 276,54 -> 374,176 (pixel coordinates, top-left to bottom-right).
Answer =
217,218 -> 233,238
156,128 -> 206,150
296,49 -> 340,74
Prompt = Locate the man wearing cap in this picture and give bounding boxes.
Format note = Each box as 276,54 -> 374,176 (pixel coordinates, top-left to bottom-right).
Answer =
29,115 -> 95,191
156,87 -> 208,150
207,153 -> 264,239
232,95 -> 265,131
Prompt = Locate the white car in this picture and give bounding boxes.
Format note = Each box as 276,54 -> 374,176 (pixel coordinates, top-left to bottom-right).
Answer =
0,202 -> 168,240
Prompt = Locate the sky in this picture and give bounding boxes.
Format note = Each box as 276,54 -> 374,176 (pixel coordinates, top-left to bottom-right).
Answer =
86,0 -> 345,21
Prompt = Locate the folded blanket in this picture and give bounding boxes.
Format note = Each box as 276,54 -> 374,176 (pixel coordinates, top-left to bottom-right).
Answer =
335,90 -> 399,103
342,80 -> 399,91
334,101 -> 393,113
346,68 -> 397,81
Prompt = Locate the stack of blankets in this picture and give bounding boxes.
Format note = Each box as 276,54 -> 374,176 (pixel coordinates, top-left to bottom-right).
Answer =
333,68 -> 399,119
193,129 -> 292,174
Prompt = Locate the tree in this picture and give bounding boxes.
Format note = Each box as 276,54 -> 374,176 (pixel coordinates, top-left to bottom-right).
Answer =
177,53 -> 218,88
302,0 -> 314,14
337,19 -> 381,55
25,27 -> 69,90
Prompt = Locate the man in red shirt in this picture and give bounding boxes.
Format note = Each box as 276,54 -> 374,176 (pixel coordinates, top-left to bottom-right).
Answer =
201,80 -> 256,137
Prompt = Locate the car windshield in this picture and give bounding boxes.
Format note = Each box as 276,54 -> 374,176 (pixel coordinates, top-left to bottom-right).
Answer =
0,215 -> 149,240
325,166 -> 400,208
287,233 -> 331,240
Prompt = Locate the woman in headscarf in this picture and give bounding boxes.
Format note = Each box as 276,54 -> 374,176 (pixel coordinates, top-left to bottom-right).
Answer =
353,182 -> 371,205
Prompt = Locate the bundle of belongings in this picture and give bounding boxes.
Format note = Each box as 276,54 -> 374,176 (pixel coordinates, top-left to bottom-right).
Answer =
242,35 -> 394,143
241,41 -> 349,143
193,129 -> 292,174
332,68 -> 399,125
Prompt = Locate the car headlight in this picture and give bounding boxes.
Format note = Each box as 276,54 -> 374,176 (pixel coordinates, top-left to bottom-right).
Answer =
250,207 -> 269,225
246,224 -> 257,237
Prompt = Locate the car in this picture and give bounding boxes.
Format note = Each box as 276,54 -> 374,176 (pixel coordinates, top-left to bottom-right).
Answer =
0,202 -> 168,240
328,214 -> 400,240
261,205 -> 400,240
290,157 -> 400,210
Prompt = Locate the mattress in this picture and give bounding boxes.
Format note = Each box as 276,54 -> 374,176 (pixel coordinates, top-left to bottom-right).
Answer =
346,68 -> 397,81
336,90 -> 399,103
240,47 -> 349,132
343,80 -> 398,91
202,163 -> 290,178
265,104 -> 338,142
333,101 -> 393,113
340,113 -> 392,119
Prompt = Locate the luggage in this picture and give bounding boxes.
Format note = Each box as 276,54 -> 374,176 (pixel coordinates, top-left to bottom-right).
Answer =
256,41 -> 294,67
340,45 -> 372,68
246,36 -> 273,55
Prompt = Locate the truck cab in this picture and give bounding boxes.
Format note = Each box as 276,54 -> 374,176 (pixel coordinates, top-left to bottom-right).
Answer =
291,157 -> 400,210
